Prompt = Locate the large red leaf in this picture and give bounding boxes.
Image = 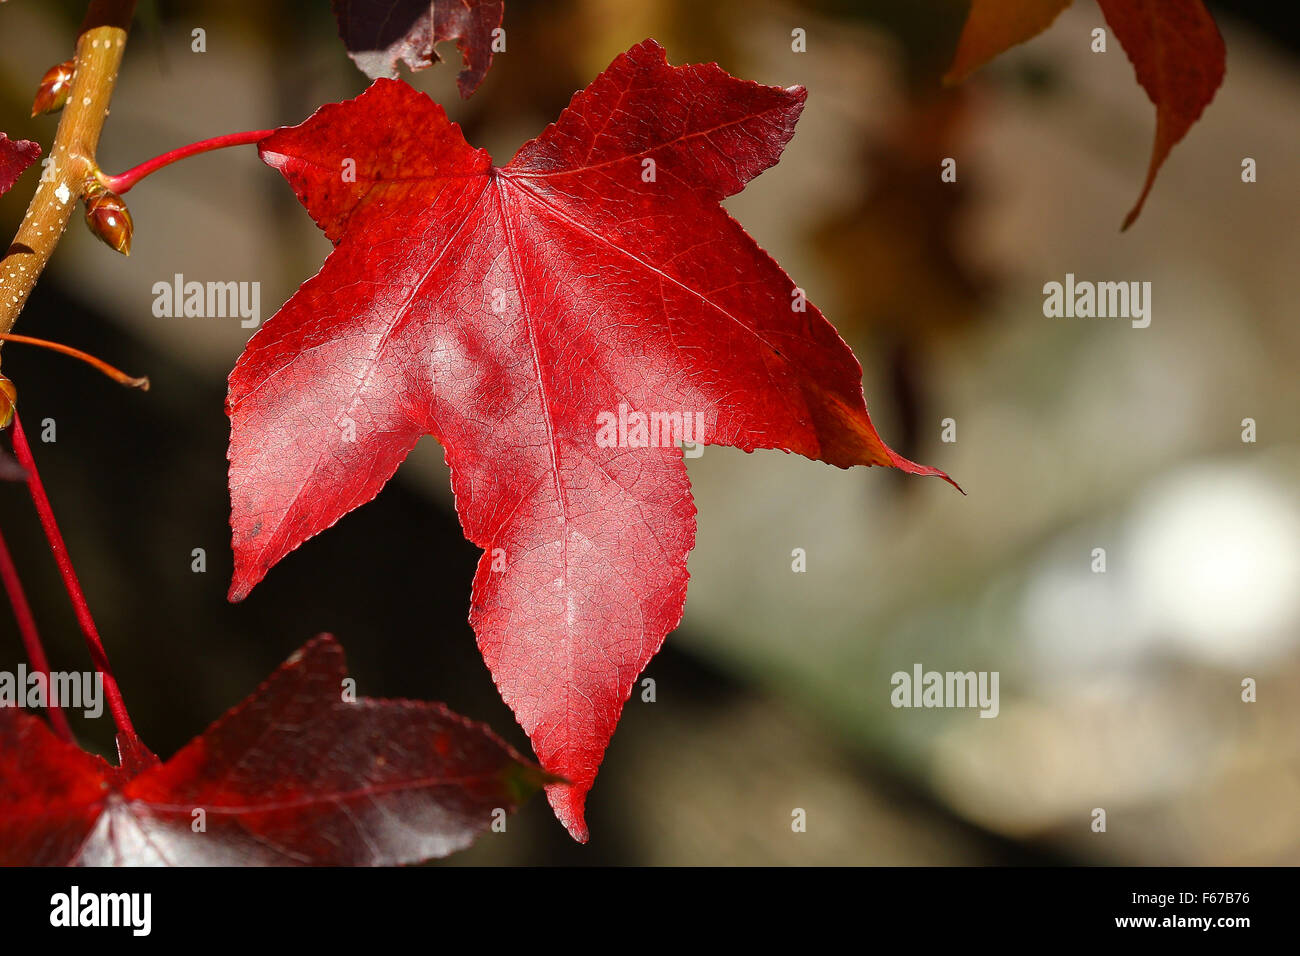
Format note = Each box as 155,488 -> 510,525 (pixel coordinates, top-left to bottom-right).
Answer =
228,39 -> 955,840
945,0 -> 1224,228
0,133 -> 40,197
331,0 -> 504,98
0,635 -> 546,865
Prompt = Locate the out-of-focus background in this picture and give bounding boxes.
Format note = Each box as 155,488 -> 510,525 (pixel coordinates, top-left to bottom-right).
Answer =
0,0 -> 1296,864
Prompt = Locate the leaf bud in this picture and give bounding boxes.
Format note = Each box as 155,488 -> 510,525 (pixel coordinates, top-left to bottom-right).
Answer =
31,59 -> 75,118
0,375 -> 16,430
83,184 -> 133,256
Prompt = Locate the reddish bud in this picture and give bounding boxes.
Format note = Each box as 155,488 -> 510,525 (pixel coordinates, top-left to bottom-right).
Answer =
83,184 -> 133,256
0,376 -> 16,430
31,59 -> 75,118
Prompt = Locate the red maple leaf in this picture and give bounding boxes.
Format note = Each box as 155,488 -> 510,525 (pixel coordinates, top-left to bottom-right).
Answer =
1094,0 -> 1225,229
228,39 -> 956,840
331,0 -> 504,97
0,133 -> 40,197
945,0 -> 1224,229
0,635 -> 547,865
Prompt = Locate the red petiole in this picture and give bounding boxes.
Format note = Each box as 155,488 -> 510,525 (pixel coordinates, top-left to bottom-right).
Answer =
97,129 -> 276,194
9,413 -> 157,771
0,524 -> 76,743
0,333 -> 148,389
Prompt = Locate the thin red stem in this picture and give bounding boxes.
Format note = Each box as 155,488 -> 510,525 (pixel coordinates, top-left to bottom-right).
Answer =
0,333 -> 149,390
9,413 -> 155,769
0,525 -> 76,743
99,129 -> 276,194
